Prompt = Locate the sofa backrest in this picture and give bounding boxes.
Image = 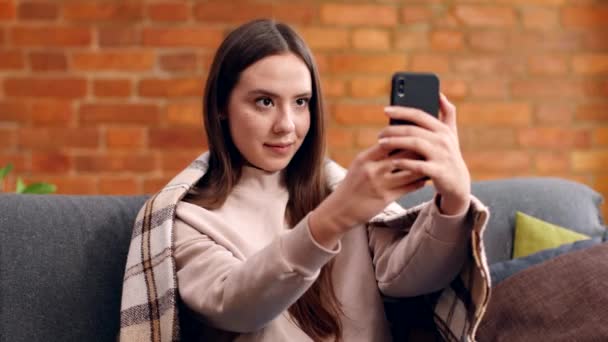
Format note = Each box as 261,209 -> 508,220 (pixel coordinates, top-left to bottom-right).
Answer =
0,177 -> 604,341
0,194 -> 147,342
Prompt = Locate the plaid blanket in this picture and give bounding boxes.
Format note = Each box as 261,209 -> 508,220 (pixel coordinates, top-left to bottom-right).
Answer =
119,152 -> 491,341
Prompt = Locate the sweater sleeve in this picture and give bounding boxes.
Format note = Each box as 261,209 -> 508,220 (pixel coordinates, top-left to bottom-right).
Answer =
368,194 -> 472,298
174,212 -> 339,333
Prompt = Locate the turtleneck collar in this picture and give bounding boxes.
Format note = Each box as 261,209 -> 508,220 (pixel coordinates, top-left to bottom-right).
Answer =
233,165 -> 287,196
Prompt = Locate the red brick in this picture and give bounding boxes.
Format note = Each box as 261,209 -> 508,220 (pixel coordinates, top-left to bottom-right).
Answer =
519,128 -> 591,149
80,104 -> 160,125
105,127 -> 145,150
469,31 -> 508,52
193,2 -> 271,23
159,52 -> 198,72
299,28 -> 350,50
410,54 -> 450,73
93,79 -> 132,97
30,100 -> 72,126
332,103 -> 386,125
352,29 -> 390,50
321,78 -> 346,97
164,102 -> 203,127
329,54 -> 407,74
147,2 -> 189,21
18,128 -> 99,149
441,79 -> 468,100
350,76 -> 389,98
98,27 -> 140,47
143,176 -> 172,194
458,102 -> 532,127
522,7 -> 558,30
581,30 -> 608,51
18,1 -> 58,20
99,177 -> 140,195
431,30 -> 464,51
0,153 -> 26,175
575,103 -> 608,122
63,2 -> 143,21
10,26 -> 91,46
5,78 -> 87,98
401,6 -> 433,24
29,175 -> 98,195
73,51 -> 155,71
0,101 -> 28,123
143,27 -> 223,48
0,27 -> 5,45
0,0 -> 16,19
31,151 -> 71,173
511,80 -> 583,99
320,4 -> 398,26
271,3 -> 316,25
469,79 -> 508,99
572,151 -> 608,172
594,127 -> 608,146
139,78 -> 205,98
533,151 -> 569,173
453,56 -> 524,75
328,149 -> 357,169
394,30 -> 428,51
149,128 -> 207,149
464,151 -> 531,172
29,51 -> 67,71
572,54 -> 608,74
0,50 -> 24,69
0,128 -> 16,149
528,55 -> 568,75
459,127 -> 516,151
535,103 -> 574,124
327,127 -> 355,149
562,5 -> 608,29
159,150 -> 202,171
355,128 -> 381,149
74,153 -> 156,173
453,5 -> 516,28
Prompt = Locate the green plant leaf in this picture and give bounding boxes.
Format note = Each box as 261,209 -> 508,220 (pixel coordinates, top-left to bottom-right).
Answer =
22,182 -> 57,194
16,177 -> 26,193
0,163 -> 13,181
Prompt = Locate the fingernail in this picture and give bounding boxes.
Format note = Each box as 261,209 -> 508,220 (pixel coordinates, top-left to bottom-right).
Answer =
384,106 -> 396,113
379,138 -> 388,144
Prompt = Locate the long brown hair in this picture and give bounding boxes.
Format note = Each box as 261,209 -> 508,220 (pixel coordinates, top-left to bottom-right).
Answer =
186,19 -> 343,341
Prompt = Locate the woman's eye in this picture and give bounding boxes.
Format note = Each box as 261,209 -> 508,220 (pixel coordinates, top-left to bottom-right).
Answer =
295,98 -> 310,107
255,97 -> 274,108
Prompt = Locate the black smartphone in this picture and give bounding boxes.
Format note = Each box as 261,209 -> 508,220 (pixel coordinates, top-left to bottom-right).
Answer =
390,72 -> 440,125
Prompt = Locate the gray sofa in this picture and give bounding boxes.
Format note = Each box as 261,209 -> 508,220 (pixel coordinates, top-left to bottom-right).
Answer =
1,177 -> 605,342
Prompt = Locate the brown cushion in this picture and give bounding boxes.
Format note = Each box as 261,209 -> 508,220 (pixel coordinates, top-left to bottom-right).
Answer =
477,242 -> 608,341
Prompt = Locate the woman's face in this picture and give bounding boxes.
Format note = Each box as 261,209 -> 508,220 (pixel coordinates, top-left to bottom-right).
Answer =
226,53 -> 312,172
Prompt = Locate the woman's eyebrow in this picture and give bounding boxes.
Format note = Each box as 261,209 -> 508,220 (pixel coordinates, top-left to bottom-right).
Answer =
247,89 -> 312,98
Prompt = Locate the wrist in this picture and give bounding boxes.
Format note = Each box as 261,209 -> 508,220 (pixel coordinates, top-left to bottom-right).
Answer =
439,193 -> 470,216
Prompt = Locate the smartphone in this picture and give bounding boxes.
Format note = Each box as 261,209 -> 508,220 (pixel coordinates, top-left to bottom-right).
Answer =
390,72 -> 440,125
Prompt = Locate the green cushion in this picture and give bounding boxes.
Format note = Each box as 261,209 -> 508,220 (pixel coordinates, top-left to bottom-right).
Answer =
513,211 -> 591,258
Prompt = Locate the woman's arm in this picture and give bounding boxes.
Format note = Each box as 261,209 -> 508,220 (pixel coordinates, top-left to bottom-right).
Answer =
174,212 -> 338,333
367,196 -> 472,297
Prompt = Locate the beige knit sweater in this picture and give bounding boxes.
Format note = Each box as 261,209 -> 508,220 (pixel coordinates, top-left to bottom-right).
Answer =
174,165 -> 472,341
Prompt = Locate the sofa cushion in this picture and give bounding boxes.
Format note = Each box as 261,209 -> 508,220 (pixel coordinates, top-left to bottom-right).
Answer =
398,177 -> 606,264
0,194 -> 148,342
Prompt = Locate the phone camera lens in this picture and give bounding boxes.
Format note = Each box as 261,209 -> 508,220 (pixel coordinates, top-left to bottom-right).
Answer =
398,79 -> 405,96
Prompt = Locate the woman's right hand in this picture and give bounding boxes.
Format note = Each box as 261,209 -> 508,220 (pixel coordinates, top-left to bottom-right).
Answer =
308,144 -> 427,248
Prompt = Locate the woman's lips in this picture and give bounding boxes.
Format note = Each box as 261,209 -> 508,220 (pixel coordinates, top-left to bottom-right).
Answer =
264,143 -> 294,154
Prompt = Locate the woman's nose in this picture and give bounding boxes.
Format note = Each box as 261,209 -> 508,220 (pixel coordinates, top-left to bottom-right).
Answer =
273,107 -> 296,133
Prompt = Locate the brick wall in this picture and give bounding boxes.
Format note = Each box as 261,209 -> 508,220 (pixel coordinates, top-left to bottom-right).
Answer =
0,0 -> 607,216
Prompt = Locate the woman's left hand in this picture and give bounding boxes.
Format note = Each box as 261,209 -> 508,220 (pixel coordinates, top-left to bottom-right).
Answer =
378,93 -> 471,216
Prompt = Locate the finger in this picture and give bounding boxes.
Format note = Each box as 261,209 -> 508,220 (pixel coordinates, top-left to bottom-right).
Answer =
387,177 -> 428,197
378,124 -> 437,142
439,93 -> 457,133
387,149 -> 424,161
384,168 -> 427,188
390,158 -> 436,179
379,136 -> 436,160
356,142 -> 391,163
384,106 -> 446,133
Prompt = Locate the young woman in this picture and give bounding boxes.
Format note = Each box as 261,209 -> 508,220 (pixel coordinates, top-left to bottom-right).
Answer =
120,19 -> 491,342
